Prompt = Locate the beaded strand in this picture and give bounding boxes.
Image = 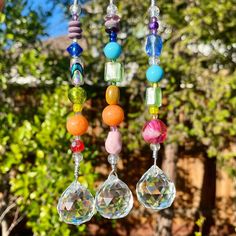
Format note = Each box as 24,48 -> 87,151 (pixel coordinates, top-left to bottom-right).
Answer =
66,2 -> 88,178
102,2 -> 124,170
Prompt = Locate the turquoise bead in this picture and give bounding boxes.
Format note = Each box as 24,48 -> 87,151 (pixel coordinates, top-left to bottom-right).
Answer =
146,65 -> 164,82
103,42 -> 122,60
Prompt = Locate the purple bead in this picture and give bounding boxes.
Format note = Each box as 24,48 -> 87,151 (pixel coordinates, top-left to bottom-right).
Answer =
149,21 -> 159,30
151,16 -> 158,23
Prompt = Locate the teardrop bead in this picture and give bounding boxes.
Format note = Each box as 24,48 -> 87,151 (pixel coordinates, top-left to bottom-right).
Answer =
136,165 -> 176,211
95,174 -> 133,219
57,181 -> 95,225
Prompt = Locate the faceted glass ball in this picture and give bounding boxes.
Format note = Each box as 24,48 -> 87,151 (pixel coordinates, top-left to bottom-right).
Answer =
95,174 -> 133,219
136,165 -> 176,211
57,181 -> 95,225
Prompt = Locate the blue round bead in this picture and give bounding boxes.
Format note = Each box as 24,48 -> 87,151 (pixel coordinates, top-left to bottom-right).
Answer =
146,65 -> 164,82
103,42 -> 122,60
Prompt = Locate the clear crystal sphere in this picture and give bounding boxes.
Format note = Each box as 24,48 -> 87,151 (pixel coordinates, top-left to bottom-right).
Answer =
107,3 -> 118,16
57,181 -> 95,225
136,165 -> 176,211
95,174 -> 133,219
148,6 -> 160,17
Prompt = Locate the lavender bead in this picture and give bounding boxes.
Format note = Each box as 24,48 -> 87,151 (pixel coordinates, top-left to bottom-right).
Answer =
69,33 -> 82,39
69,21 -> 81,27
69,27 -> 83,33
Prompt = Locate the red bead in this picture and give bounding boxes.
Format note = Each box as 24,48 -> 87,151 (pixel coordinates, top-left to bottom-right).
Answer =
71,139 -> 85,153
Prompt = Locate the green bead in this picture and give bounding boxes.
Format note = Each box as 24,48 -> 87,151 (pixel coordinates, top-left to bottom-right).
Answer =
146,87 -> 162,107
68,87 -> 87,104
104,62 -> 124,83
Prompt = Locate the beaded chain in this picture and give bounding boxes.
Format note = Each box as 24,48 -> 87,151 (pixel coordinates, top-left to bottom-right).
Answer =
102,1 -> 124,175
142,0 -> 167,151
66,2 -> 88,182
94,0 -> 134,220
136,0 -> 176,211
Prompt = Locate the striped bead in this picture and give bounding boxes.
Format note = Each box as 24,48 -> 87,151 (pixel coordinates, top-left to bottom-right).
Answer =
68,21 -> 83,39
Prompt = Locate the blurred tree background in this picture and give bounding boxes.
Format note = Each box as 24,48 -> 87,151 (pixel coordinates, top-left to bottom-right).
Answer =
0,0 -> 235,236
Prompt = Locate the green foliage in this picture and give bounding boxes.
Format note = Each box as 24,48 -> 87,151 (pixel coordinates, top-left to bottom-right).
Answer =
0,1 -> 97,235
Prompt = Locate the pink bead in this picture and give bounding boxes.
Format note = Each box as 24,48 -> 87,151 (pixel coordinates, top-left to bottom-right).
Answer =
142,119 -> 167,144
105,130 -> 122,154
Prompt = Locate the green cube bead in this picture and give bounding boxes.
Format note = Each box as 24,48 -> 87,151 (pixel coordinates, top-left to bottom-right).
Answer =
146,87 -> 162,107
104,62 -> 124,83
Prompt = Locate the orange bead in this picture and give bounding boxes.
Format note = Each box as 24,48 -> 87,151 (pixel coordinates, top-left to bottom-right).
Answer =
66,114 -> 88,136
102,105 -> 124,126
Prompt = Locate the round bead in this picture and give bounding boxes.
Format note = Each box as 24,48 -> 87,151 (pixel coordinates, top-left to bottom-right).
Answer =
68,87 -> 87,104
106,85 -> 120,105
102,105 -> 124,126
146,65 -> 164,83
149,21 -> 159,30
66,114 -> 88,136
103,42 -> 122,60
142,119 -> 167,144
149,106 -> 159,115
71,139 -> 85,153
73,104 -> 83,113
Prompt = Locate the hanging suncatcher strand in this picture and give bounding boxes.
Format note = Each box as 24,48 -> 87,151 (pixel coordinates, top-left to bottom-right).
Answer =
136,0 -> 176,210
57,0 -> 176,226
57,0 -> 96,225
95,0 -> 134,219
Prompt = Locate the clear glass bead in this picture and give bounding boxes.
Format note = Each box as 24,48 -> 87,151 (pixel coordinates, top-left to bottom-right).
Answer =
108,154 -> 119,165
95,174 -> 133,219
149,56 -> 160,65
57,181 -> 95,225
107,3 -> 118,16
73,152 -> 83,162
150,143 -> 161,152
136,165 -> 176,211
148,5 -> 160,18
70,4 -> 82,16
